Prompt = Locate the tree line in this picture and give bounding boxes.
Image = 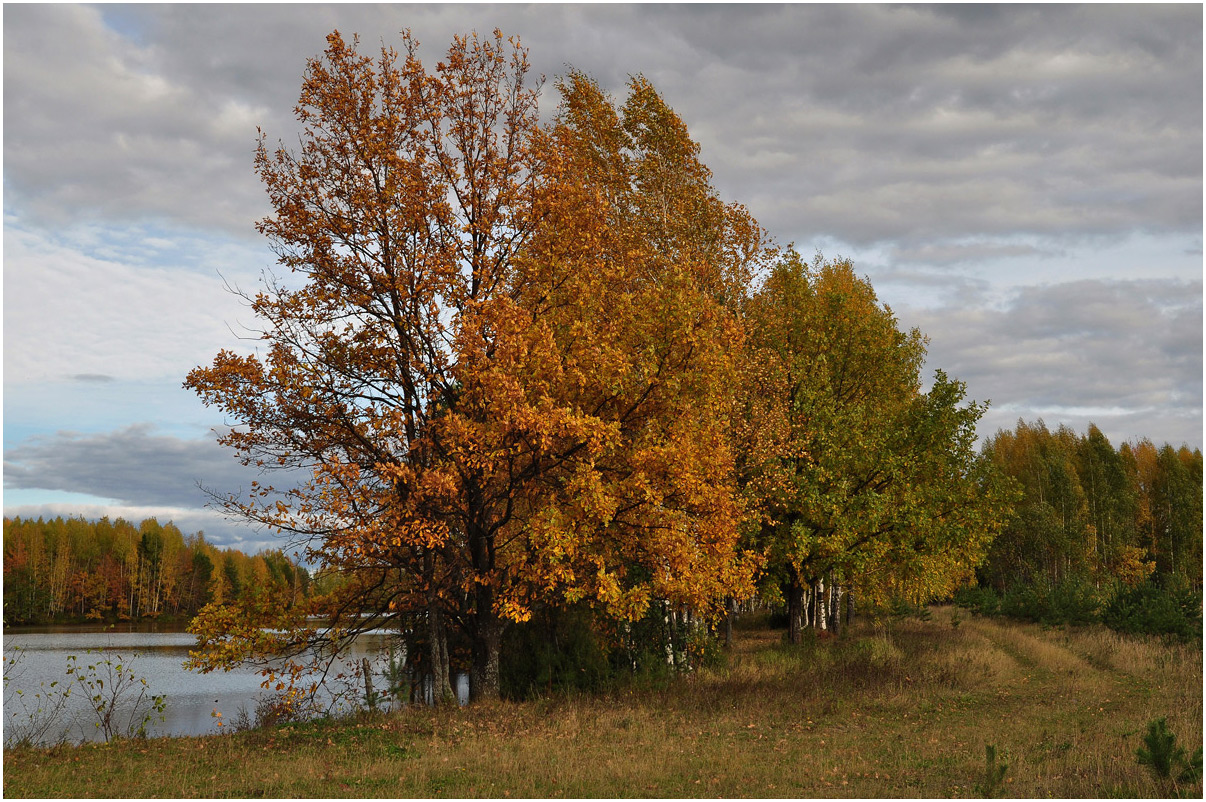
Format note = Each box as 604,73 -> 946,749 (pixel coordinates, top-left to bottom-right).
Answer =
959,421 -> 1202,637
11,30 -> 1201,712
179,28 -> 1015,704
2,516 -> 310,626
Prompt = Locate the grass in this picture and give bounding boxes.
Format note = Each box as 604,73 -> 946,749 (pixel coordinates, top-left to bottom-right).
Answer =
4,606 -> 1201,798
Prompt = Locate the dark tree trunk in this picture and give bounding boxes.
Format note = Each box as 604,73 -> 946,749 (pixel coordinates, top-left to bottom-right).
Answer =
429,601 -> 455,705
469,590 -> 502,702
466,506 -> 502,702
787,570 -> 806,645
829,577 -> 842,637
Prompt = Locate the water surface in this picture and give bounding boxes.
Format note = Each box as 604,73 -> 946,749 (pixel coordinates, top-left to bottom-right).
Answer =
2,623 -> 423,745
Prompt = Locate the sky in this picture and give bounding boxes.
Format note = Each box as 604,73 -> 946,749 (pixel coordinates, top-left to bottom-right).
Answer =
4,3 -> 1202,553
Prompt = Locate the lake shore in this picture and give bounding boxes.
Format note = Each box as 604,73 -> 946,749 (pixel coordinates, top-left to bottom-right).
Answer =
4,607 -> 1201,798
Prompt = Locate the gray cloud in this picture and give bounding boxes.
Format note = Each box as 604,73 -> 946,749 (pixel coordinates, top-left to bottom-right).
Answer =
4,4 -> 1200,250
3,423 -> 260,509
904,278 -> 1203,448
3,4 -> 270,233
889,240 -> 1055,268
1,0 -> 1200,521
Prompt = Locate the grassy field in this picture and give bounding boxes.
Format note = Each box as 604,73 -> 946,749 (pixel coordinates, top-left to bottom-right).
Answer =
4,606 -> 1201,798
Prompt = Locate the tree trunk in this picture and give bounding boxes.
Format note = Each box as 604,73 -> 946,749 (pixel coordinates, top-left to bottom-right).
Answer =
423,551 -> 455,706
816,576 -> 828,631
466,506 -> 503,702
787,571 -> 806,645
362,657 -> 376,711
428,601 -> 455,706
469,599 -> 502,703
664,602 -> 674,666
845,584 -> 854,627
724,597 -> 734,649
829,579 -> 842,637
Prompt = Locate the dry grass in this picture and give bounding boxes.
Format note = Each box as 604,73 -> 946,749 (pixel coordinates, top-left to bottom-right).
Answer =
4,607 -> 1201,798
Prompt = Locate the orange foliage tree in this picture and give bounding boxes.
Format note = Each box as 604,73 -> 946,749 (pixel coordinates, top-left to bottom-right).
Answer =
185,30 -> 767,701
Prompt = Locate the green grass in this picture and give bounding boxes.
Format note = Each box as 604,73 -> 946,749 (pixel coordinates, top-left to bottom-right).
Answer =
4,606 -> 1201,798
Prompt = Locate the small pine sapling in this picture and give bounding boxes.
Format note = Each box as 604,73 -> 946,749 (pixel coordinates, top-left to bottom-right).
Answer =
1136,717 -> 1202,794
975,743 -> 1009,798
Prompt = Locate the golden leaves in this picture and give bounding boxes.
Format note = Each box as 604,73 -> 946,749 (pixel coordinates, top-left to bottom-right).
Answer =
188,26 -> 785,685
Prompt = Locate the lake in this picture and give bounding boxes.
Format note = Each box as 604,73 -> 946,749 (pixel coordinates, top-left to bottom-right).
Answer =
2,622 -> 468,746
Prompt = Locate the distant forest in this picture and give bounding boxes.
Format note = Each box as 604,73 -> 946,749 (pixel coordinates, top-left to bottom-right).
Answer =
964,421 -> 1202,637
980,421 -> 1201,590
2,516 -> 310,626
3,421 -> 1201,632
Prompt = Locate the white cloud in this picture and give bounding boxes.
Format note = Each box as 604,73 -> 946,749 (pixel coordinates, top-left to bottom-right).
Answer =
3,223 -> 263,384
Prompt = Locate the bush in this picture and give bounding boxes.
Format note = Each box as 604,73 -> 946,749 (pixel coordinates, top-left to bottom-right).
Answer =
499,607 -> 613,701
953,585 -> 1001,617
65,650 -> 167,742
3,646 -> 73,747
1136,717 -> 1202,794
887,597 -> 931,621
999,576 -> 1101,626
1103,578 -> 1202,640
1046,575 -> 1101,625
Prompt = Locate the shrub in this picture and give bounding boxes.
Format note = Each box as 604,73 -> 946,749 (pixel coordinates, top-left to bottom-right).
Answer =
1104,578 -> 1202,640
887,597 -> 932,621
2,646 -> 73,747
65,650 -> 166,742
499,607 -> 612,701
999,584 -> 1044,622
1136,717 -> 1202,794
975,743 -> 1009,797
953,585 -> 1001,617
1046,575 -> 1101,625
1000,576 -> 1101,627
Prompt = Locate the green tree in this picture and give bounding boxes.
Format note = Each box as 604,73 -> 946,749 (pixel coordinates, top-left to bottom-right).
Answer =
739,253 -> 1013,642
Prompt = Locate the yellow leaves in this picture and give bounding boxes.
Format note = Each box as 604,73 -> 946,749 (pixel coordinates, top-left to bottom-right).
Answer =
188,26 -> 780,685
499,599 -> 533,624
1111,545 -> 1156,588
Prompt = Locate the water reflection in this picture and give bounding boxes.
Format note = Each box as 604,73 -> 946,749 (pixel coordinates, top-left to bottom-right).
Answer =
2,624 -> 464,745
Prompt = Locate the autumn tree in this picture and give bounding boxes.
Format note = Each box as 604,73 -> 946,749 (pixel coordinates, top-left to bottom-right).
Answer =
739,253 -> 1013,642
974,421 -> 1200,632
978,421 -> 1095,591
185,31 -> 766,701
1,516 -> 300,625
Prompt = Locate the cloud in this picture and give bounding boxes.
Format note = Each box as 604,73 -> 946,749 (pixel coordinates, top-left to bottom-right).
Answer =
4,4 -> 1200,250
2,223 -> 264,383
902,278 -> 1202,448
889,240 -> 1055,267
3,424 -> 260,509
1,3 -> 1200,548
3,4 -> 272,234
627,4 -> 1202,248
